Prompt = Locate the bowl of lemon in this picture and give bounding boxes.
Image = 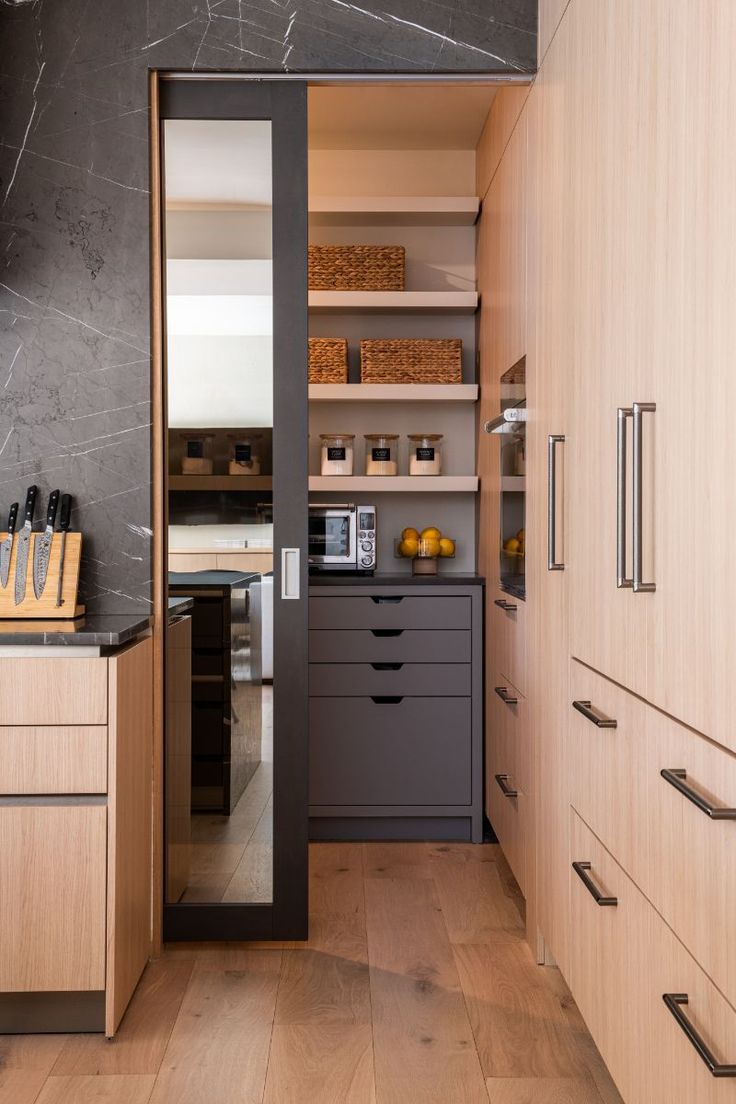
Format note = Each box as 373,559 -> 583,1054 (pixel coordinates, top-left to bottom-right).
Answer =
396,526 -> 456,575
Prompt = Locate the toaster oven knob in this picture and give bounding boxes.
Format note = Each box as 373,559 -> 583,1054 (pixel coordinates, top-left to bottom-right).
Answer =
361,555 -> 373,567
361,541 -> 373,551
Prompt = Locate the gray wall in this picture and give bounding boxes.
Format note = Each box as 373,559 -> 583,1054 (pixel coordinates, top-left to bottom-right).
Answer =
0,0 -> 536,612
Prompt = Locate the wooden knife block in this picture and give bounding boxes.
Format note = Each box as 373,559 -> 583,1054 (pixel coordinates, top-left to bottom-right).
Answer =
0,532 -> 84,618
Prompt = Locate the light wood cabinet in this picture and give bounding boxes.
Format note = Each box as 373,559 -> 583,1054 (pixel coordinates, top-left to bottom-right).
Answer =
486,674 -> 528,895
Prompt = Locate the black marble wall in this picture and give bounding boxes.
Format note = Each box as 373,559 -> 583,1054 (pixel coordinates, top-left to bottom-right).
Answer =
0,0 -> 536,612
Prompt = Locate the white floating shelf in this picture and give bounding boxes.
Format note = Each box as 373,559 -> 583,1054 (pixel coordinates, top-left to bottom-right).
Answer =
309,475 -> 478,493
308,383 -> 478,403
308,195 -> 480,226
308,291 -> 478,315
501,476 -> 526,492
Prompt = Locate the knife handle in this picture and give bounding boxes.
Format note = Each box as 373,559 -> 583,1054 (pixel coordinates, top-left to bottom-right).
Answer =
46,489 -> 60,528
7,502 -> 18,534
24,485 -> 37,525
59,494 -> 72,532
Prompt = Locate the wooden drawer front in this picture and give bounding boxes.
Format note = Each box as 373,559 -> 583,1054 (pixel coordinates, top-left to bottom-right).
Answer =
570,659 -> 736,1009
309,629 -> 471,665
309,663 -> 471,697
486,676 -> 527,894
0,727 -> 107,795
309,697 -> 471,806
490,588 -> 527,696
0,803 -> 107,991
570,811 -> 736,1104
309,595 -> 471,632
0,658 -> 107,726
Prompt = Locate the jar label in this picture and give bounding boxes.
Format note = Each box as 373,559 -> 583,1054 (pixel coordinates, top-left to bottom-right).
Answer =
235,444 -> 252,462
327,447 -> 346,461
371,447 -> 391,461
186,440 -> 204,458
416,447 -> 435,461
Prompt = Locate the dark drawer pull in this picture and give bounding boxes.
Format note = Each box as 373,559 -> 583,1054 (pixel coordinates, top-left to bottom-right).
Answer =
371,629 -> 404,637
371,663 -> 404,671
371,696 -> 404,704
663,994 -> 736,1077
494,598 -> 517,612
572,700 -> 617,728
371,596 -> 404,604
660,769 -> 736,821
572,861 -> 618,906
494,773 -> 518,798
495,686 -> 518,706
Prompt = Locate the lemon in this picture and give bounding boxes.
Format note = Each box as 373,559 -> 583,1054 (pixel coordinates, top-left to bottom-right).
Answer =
439,537 -> 455,558
504,537 -> 520,553
419,536 -> 441,558
399,537 -> 419,558
421,526 -> 442,540
401,526 -> 420,542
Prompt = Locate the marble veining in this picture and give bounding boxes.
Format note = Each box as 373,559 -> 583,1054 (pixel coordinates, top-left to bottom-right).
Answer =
0,0 -> 536,612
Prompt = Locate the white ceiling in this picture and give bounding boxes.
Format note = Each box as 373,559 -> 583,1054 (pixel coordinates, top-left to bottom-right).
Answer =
164,119 -> 272,207
308,84 -> 498,150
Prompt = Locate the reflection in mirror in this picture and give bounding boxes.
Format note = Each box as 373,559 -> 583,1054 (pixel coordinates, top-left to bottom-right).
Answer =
163,120 -> 274,906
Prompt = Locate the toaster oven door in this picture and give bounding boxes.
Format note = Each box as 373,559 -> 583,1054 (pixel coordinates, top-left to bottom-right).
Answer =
308,509 -> 355,566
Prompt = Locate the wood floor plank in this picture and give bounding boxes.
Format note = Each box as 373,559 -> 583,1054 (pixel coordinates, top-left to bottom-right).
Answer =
263,1024 -> 376,1104
429,844 -> 525,944
365,877 -> 488,1104
543,970 -> 624,1104
485,1078 -> 604,1103
35,1074 -> 156,1103
453,943 -> 591,1080
0,1033 -> 69,1104
275,949 -> 371,1025
363,843 -> 433,881
0,1069 -> 48,1104
148,949 -> 280,1104
301,843 -> 367,961
52,958 -> 194,1076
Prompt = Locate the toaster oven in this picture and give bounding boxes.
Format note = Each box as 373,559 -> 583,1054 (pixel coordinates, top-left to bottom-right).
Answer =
308,503 -> 376,574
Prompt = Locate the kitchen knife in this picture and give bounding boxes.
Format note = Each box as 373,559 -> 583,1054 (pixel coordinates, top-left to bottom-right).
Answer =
0,501 -> 18,589
33,488 -> 60,599
14,484 -> 37,605
55,493 -> 72,607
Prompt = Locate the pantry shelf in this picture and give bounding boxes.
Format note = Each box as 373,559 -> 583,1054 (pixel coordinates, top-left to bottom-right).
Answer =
308,291 -> 478,315
309,476 -> 478,493
169,476 -> 273,491
308,195 -> 480,226
308,383 -> 478,403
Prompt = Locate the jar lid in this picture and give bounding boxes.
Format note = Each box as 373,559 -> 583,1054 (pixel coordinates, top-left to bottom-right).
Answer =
408,433 -> 443,441
364,433 -> 399,441
319,433 -> 355,440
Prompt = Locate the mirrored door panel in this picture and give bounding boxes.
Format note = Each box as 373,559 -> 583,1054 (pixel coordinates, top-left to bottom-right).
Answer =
158,80 -> 308,940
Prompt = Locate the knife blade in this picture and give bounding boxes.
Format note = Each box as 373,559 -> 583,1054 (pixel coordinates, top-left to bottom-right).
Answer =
55,493 -> 72,607
14,485 -> 37,605
0,501 -> 18,589
33,488 -> 60,599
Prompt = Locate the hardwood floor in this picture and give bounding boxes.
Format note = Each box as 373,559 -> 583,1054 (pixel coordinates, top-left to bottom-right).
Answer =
0,843 -> 623,1104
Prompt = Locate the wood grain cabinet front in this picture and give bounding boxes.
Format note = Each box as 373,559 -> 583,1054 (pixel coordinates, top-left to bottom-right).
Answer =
486,674 -> 528,895
0,727 -> 107,794
489,588 -> 527,698
0,658 -> 107,726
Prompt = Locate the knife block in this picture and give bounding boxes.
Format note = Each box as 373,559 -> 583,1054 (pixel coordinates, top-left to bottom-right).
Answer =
0,532 -> 84,618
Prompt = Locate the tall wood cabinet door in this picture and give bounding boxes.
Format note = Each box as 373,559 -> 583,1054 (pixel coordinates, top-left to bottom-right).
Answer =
643,3 -> 736,754
526,17 -> 574,977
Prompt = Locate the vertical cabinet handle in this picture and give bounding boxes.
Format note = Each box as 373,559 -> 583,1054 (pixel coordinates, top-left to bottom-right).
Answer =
632,402 -> 656,593
547,434 -> 565,571
572,861 -> 618,906
281,548 -> 300,600
616,407 -> 633,588
663,994 -> 736,1077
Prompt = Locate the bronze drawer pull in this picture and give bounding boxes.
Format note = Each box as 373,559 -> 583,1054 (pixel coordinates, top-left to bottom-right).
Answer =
572,861 -> 618,906
494,598 -> 517,612
494,773 -> 518,798
572,700 -> 617,728
663,994 -> 736,1077
495,686 -> 518,706
660,769 -> 736,821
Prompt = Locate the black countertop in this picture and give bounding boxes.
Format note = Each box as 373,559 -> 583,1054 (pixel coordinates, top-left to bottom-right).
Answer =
309,572 -> 484,588
169,570 -> 261,589
0,612 -> 152,647
168,595 -> 194,616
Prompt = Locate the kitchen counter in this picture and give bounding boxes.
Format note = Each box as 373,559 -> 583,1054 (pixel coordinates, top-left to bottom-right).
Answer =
0,611 -> 152,648
309,572 -> 484,589
168,595 -> 194,616
169,570 -> 261,589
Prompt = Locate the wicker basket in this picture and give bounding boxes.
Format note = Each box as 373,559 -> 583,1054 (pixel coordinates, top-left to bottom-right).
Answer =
308,337 -> 348,383
360,338 -> 462,384
308,245 -> 405,291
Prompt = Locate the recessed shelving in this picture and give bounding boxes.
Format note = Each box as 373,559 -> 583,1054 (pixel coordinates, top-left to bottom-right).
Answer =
308,291 -> 478,315
308,383 -> 478,403
308,195 -> 480,226
309,475 -> 478,493
169,476 -> 273,491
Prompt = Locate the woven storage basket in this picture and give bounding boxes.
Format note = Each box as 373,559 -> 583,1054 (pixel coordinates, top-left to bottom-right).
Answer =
360,338 -> 462,384
308,337 -> 348,383
308,245 -> 405,291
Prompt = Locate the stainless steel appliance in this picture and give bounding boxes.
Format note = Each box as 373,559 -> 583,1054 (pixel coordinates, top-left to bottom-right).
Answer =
308,503 -> 376,574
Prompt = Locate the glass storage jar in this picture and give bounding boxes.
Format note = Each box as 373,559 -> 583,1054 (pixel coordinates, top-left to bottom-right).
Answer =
364,433 -> 399,476
320,433 -> 355,476
408,433 -> 443,476
180,433 -> 215,475
227,433 -> 261,476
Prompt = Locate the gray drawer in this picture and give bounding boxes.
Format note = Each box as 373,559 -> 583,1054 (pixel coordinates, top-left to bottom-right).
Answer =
309,662 -> 470,697
309,629 -> 471,664
309,696 -> 472,806
309,595 -> 471,631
